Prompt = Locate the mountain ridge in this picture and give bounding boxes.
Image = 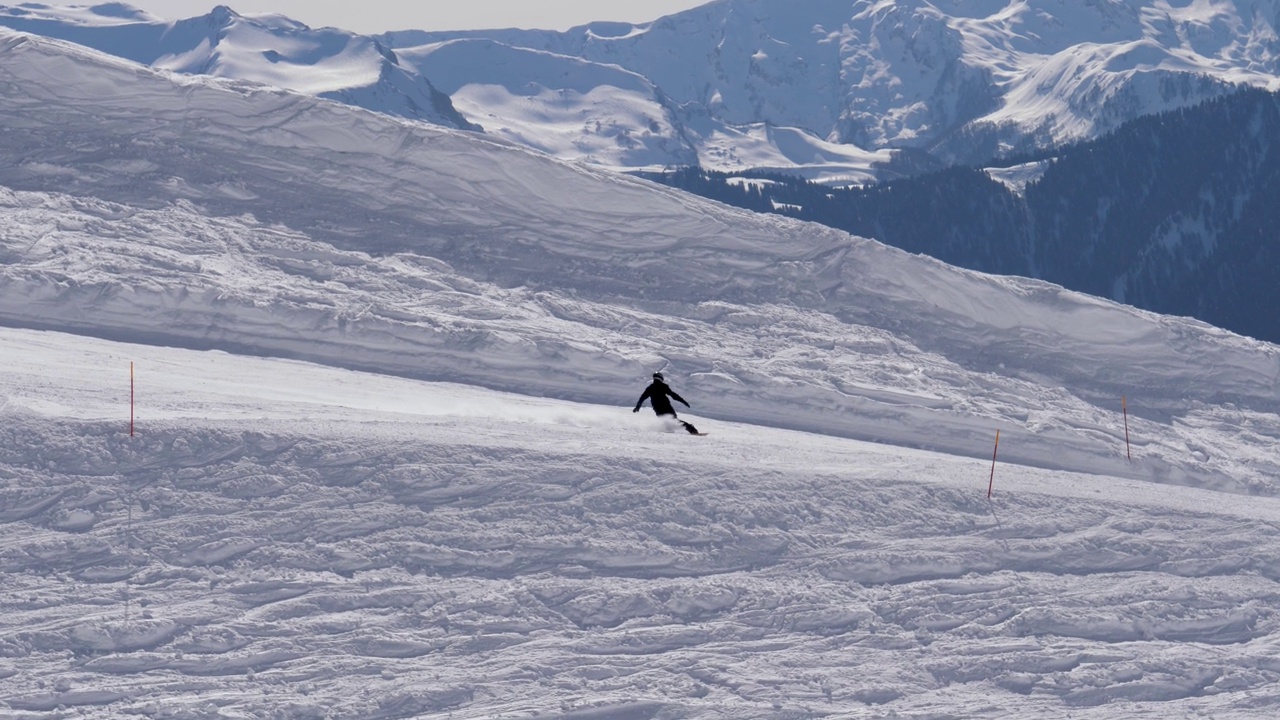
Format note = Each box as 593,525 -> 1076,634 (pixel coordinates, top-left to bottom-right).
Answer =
0,2 -> 478,130
384,0 -> 1280,175
12,1 -> 1280,181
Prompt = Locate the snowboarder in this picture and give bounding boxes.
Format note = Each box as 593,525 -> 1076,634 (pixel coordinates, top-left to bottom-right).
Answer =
633,372 -> 701,434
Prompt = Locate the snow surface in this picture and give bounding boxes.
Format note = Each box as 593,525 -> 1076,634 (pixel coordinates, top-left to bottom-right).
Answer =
396,36 -> 893,179
5,26 -> 1280,719
984,160 -> 1052,195
0,3 -> 474,129
398,38 -> 696,171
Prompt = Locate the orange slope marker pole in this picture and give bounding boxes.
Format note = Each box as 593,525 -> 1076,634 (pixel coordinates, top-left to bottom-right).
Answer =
1122,396 -> 1131,462
987,429 -> 1000,499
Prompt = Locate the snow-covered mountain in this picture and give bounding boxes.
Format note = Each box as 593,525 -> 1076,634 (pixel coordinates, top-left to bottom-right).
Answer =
7,26 -> 1280,718
394,35 -> 892,180
391,0 -> 1280,170
654,87 -> 1280,345
0,2 -> 478,130
396,37 -> 698,171
17,0 -> 1280,181
388,0 -> 1280,172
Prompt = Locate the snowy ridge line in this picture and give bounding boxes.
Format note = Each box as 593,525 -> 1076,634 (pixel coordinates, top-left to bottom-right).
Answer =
0,5 -> 476,130
9,1 -> 1280,182
383,0 -> 1280,174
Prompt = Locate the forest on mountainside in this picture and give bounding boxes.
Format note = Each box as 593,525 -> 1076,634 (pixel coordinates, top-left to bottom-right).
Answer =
647,88 -> 1280,343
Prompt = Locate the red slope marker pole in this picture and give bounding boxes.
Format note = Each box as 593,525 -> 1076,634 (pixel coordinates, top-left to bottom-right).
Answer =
987,429 -> 1000,499
1122,396 -> 1131,462
130,361 -> 135,438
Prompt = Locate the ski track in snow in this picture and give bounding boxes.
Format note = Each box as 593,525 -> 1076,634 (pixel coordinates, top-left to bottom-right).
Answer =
4,328 -> 1280,719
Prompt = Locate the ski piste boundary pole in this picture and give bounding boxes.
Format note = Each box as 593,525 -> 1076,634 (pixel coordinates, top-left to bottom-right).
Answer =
987,429 -> 1000,499
1122,396 -> 1131,462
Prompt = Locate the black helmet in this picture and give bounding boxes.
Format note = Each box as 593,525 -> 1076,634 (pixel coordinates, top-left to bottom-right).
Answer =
653,372 -> 664,381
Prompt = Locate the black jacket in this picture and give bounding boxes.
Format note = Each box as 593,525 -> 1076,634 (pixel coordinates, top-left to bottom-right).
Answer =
634,379 -> 689,416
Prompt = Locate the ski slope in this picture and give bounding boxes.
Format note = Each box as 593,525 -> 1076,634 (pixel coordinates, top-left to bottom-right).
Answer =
3,27 -> 1280,718
5,328 -> 1280,718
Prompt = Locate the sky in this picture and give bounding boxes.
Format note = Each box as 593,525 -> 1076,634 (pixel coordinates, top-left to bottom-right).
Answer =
123,0 -> 710,33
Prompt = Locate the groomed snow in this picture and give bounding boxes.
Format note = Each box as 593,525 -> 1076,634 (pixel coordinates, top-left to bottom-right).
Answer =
5,326 -> 1280,718
4,26 -> 1280,718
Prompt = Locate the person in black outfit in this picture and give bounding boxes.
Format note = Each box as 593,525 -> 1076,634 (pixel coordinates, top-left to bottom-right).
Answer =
633,372 -> 700,434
